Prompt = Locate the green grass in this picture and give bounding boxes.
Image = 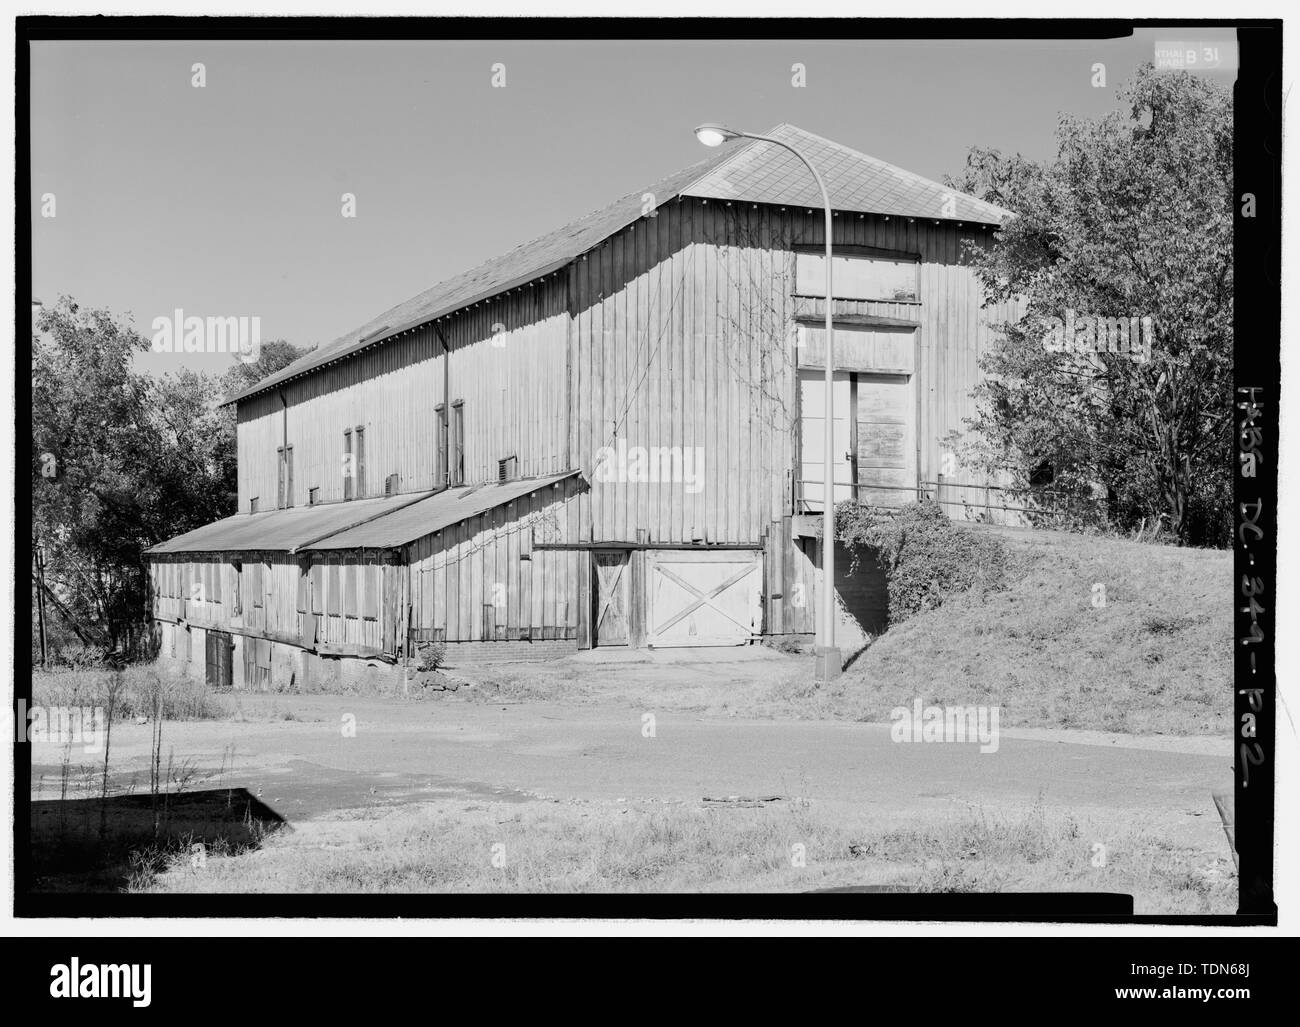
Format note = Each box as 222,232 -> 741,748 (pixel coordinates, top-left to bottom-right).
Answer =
135,796 -> 1234,912
776,529 -> 1230,735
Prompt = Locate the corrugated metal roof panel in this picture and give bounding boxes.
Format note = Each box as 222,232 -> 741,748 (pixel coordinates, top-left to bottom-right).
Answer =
224,124 -> 1011,408
147,472 -> 580,556
145,492 -> 435,555
304,470 -> 580,550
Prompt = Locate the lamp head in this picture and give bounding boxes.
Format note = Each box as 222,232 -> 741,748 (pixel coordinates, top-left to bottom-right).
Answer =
694,123 -> 739,148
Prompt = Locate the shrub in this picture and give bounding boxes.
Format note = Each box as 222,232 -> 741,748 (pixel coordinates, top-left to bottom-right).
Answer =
416,640 -> 447,672
835,500 -> 1009,623
54,642 -> 109,669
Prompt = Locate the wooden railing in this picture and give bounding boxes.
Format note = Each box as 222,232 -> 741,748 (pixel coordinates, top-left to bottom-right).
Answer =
794,475 -> 1102,523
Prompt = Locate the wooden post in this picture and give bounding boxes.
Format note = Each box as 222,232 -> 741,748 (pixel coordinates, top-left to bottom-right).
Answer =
576,549 -> 592,650
630,529 -> 648,647
848,374 -> 859,504
434,324 -> 452,488
34,545 -> 48,669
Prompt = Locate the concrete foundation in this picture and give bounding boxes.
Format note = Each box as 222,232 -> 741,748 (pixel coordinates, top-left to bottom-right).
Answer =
813,645 -> 843,682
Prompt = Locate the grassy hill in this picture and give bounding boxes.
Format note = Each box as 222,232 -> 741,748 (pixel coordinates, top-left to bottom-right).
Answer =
828,527 -> 1230,735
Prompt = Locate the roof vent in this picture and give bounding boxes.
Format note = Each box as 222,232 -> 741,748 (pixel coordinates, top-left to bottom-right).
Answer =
385,473 -> 400,497
498,456 -> 518,484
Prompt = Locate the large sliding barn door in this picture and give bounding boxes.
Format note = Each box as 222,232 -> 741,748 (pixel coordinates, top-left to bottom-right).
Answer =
646,551 -> 762,647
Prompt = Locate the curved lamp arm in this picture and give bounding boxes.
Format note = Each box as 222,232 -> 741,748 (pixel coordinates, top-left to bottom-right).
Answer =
693,125 -> 840,676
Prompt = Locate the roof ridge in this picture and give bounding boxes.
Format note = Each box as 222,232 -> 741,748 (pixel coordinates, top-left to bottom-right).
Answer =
390,141 -> 746,309
225,140 -> 749,405
774,122 -> 1013,218
453,144 -> 736,274
226,125 -> 1011,406
677,132 -> 763,195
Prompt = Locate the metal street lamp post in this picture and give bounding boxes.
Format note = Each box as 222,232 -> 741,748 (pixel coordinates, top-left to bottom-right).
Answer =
694,124 -> 841,680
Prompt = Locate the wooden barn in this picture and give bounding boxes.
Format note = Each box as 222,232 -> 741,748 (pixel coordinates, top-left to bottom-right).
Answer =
145,123 -> 1015,691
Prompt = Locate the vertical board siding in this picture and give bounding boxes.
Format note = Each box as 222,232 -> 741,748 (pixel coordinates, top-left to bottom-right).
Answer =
237,278 -> 570,510
405,476 -> 582,643
204,198 -> 1010,651
149,551 -> 384,655
564,200 -> 1004,549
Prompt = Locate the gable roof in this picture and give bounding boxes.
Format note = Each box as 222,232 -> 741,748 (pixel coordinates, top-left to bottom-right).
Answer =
227,123 -> 1010,406
683,123 -> 1011,224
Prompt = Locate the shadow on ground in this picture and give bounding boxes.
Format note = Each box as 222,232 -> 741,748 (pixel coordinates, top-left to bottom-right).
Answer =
28,788 -> 285,893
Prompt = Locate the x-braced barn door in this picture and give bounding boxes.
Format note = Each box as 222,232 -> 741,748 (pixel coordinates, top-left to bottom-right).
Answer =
592,551 -> 630,646
646,551 -> 762,647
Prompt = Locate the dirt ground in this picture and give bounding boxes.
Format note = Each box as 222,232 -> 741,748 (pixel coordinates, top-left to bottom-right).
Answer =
28,649 -> 1236,909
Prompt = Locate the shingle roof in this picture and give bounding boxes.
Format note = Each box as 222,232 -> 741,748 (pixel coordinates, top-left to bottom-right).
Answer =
683,123 -> 1012,225
226,124 -> 1010,406
145,471 -> 579,555
221,143 -> 747,406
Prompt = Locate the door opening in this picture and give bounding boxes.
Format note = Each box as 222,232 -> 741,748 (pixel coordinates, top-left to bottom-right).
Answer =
592,551 -> 630,646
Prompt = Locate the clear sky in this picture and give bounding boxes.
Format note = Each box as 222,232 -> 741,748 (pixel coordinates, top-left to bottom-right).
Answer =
30,29 -> 1237,376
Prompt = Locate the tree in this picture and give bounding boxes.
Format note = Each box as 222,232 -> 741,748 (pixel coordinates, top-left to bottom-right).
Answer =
33,299 -> 163,653
219,338 -> 314,397
31,298 -> 312,656
947,66 -> 1232,546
